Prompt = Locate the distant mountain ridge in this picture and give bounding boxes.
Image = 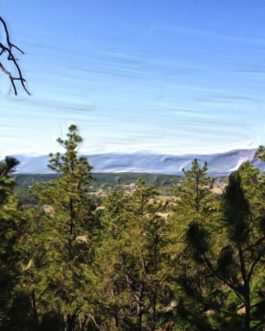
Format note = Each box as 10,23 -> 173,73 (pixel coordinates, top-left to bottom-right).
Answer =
8,148 -> 264,176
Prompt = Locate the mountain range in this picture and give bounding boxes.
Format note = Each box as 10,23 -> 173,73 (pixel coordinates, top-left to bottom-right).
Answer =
7,148 -> 264,176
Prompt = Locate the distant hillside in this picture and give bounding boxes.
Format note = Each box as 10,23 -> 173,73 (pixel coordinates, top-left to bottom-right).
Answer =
5,148 -> 264,176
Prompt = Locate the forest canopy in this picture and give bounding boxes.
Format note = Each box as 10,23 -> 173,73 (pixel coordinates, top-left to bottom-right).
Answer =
1,125 -> 265,331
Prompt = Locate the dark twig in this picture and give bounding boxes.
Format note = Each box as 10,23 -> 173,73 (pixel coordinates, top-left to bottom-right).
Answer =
0,16 -> 30,95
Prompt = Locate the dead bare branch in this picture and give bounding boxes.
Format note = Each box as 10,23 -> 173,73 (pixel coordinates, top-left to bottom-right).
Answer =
0,16 -> 30,95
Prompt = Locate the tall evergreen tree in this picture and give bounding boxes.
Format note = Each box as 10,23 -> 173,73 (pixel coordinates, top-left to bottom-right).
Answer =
168,159 -> 219,254
166,160 -> 220,304
177,169 -> 265,331
20,125 -> 98,331
0,157 -> 29,330
96,179 -> 171,331
174,159 -> 216,220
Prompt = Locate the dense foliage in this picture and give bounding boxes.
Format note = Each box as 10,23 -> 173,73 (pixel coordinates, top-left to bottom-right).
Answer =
1,125 -> 265,331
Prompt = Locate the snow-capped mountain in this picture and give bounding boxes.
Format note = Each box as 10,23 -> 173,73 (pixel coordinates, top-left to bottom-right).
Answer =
6,148 -> 263,176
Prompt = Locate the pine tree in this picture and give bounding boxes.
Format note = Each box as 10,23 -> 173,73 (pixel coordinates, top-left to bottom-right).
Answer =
21,125 -> 98,331
177,169 -> 265,331
95,179 -> 171,331
168,159 -> 219,256
174,159 -> 216,220
166,160 -> 220,307
0,157 -> 33,330
0,157 -> 19,205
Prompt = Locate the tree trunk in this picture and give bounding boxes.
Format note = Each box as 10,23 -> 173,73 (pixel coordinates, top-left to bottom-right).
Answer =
135,285 -> 144,331
244,289 -> 251,331
66,314 -> 76,331
136,308 -> 143,331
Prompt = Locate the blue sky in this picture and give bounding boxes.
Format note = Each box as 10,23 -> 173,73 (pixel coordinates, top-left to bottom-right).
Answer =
0,0 -> 265,156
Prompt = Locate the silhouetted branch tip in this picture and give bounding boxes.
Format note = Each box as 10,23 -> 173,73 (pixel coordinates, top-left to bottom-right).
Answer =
0,16 -> 30,95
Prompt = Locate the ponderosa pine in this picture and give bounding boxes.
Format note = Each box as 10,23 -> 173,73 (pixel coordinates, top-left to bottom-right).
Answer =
23,125 -> 99,331
177,168 -> 265,331
95,179 -> 171,331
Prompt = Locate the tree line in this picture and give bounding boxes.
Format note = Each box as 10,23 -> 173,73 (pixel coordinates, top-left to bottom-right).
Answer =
1,125 -> 265,331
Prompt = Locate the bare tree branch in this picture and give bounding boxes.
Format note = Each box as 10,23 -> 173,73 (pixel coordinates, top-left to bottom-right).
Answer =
0,16 -> 30,95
